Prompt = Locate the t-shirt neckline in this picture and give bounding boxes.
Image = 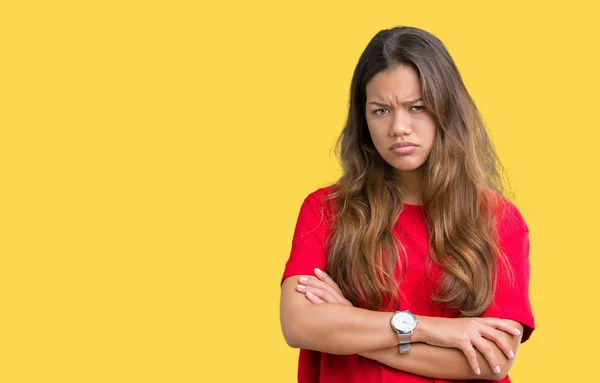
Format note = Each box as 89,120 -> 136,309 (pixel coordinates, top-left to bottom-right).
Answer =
403,202 -> 424,208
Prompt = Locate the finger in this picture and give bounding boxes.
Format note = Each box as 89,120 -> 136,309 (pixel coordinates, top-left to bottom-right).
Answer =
479,326 -> 515,359
305,291 -> 325,304
296,284 -> 339,303
314,268 -> 344,295
297,285 -> 353,306
298,277 -> 330,292
489,318 -> 522,337
458,342 -> 481,376
299,277 -> 346,302
471,336 -> 501,375
304,286 -> 338,303
481,318 -> 522,336
298,276 -> 325,287
300,276 -> 353,307
340,297 -> 353,306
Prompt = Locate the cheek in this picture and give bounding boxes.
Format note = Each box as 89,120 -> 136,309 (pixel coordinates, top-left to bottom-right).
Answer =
366,121 -> 386,144
369,130 -> 389,154
365,124 -> 378,144
423,122 -> 437,146
427,130 -> 436,146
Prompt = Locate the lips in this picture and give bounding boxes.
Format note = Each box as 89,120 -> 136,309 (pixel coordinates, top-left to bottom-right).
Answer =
389,142 -> 418,150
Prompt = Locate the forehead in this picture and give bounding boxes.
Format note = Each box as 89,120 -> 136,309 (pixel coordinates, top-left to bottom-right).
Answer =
365,65 -> 421,101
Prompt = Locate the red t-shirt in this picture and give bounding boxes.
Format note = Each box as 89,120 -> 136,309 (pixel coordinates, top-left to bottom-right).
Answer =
281,185 -> 535,383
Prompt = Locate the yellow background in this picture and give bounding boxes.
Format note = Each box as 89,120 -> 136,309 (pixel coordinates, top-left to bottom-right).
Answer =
1,1 -> 598,382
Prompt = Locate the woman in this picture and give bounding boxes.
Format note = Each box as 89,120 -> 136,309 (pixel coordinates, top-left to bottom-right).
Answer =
279,26 -> 534,383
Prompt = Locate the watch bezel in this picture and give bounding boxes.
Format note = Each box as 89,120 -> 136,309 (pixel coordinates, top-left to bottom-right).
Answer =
391,310 -> 418,334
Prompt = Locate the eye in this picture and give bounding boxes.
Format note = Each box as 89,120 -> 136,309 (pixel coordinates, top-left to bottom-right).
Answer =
410,105 -> 426,112
373,108 -> 390,116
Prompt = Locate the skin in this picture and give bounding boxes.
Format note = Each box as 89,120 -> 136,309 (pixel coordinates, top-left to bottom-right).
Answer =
280,64 -> 524,380
365,64 -> 436,204
288,271 -> 523,380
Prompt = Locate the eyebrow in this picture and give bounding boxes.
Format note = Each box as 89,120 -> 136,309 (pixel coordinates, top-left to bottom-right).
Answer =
367,98 -> 423,107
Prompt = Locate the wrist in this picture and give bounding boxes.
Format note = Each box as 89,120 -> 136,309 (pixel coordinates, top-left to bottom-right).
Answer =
390,310 -> 418,353
413,315 -> 431,343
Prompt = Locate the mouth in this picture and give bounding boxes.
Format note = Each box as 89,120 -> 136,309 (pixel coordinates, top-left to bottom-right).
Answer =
389,142 -> 418,155
389,142 -> 418,150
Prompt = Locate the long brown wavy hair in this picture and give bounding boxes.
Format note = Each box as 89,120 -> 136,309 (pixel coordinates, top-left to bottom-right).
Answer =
324,26 -> 510,316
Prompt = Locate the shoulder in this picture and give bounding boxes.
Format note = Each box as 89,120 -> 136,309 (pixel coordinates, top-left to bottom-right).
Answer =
290,185 -> 338,244
491,193 -> 529,240
302,184 -> 337,214
305,184 -> 335,201
294,184 -> 337,226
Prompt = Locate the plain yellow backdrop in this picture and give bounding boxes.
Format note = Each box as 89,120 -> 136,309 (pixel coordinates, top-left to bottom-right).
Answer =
1,0 -> 598,382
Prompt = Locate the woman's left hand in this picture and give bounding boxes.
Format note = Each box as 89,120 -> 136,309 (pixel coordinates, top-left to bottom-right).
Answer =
295,268 -> 353,307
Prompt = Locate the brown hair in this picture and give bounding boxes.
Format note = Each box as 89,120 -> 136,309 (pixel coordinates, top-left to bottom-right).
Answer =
325,26 -> 508,316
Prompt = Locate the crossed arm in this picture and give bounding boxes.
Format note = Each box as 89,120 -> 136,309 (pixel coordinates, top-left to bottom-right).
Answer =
280,271 -> 524,381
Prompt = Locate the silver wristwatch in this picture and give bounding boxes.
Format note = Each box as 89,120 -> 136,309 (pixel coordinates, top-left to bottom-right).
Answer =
390,310 -> 418,353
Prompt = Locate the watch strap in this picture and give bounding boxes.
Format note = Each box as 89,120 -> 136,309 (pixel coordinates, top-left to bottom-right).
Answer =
391,311 -> 416,354
398,342 -> 411,353
396,331 -> 412,345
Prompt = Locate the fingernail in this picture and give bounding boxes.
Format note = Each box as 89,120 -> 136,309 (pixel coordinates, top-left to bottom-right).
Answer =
307,291 -> 314,297
514,328 -> 522,335
315,268 -> 323,274
495,365 -> 501,374
299,277 -> 308,282
509,350 -> 515,358
475,368 -> 481,375
297,285 -> 306,290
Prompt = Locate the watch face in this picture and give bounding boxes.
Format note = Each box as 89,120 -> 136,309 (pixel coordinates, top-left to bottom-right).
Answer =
392,311 -> 417,333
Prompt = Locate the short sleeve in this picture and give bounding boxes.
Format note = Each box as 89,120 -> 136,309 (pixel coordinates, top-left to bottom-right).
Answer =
280,189 -> 332,285
482,203 -> 535,342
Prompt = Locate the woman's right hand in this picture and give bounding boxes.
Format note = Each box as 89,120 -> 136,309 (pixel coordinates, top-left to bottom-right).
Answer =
417,316 -> 522,376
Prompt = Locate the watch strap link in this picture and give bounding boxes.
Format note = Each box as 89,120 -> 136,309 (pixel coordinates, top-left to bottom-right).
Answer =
396,331 -> 412,353
398,342 -> 411,353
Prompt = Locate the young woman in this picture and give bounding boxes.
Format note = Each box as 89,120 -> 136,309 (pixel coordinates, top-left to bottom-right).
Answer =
279,26 -> 534,382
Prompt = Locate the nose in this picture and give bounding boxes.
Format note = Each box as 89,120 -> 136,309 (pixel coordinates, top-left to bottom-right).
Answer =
389,109 -> 412,136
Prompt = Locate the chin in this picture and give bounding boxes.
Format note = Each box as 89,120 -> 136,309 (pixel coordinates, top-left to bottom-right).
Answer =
393,166 -> 422,173
388,160 -> 426,173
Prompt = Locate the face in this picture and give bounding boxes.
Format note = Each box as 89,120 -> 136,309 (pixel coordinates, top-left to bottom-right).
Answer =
365,65 -> 436,176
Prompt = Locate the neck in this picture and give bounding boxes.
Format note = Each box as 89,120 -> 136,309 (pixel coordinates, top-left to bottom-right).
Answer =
393,169 -> 424,205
